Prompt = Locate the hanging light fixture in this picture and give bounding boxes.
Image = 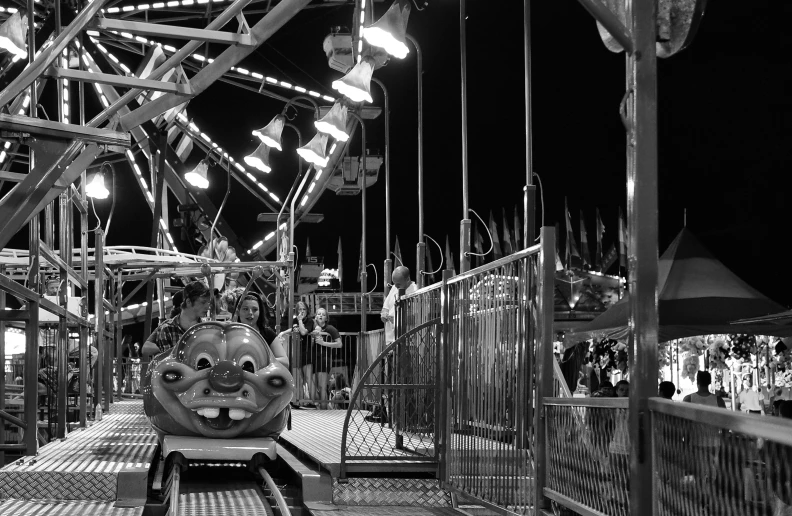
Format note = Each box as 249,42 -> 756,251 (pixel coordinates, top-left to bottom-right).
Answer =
0,12 -> 28,59
296,133 -> 329,167
362,0 -> 411,59
185,160 -> 210,189
86,172 -> 110,199
244,143 -> 272,173
315,102 -> 350,142
332,56 -> 375,104
252,114 -> 285,151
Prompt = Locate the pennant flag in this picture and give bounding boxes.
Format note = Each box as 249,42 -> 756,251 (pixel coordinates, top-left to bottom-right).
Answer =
595,208 -> 605,272
305,237 -> 312,257
393,236 -> 403,267
564,198 -> 581,268
554,223 -> 564,271
445,235 -> 456,276
579,210 -> 592,268
618,207 -> 627,269
602,243 -> 618,273
357,238 -> 363,283
502,208 -> 514,256
513,206 -> 522,251
337,237 -> 343,289
472,220 -> 484,268
488,210 -> 502,260
425,238 -> 436,284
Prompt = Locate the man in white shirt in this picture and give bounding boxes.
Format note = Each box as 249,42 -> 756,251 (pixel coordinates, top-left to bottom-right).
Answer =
738,378 -> 764,415
380,266 -> 418,344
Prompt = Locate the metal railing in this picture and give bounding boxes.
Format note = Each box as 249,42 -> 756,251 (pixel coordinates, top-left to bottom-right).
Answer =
445,246 -> 542,515
544,397 -> 630,516
340,319 -> 442,477
289,331 -> 358,408
651,397 -> 792,516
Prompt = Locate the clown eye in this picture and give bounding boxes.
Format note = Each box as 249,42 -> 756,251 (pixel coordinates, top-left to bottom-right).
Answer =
163,371 -> 182,382
239,355 -> 257,373
196,353 -> 215,371
268,377 -> 285,388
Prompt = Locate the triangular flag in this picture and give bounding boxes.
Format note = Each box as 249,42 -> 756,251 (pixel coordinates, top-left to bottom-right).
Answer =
445,235 -> 456,276
618,207 -> 627,269
337,237 -> 343,290
305,237 -> 312,257
357,238 -> 363,283
488,210 -> 502,260
425,239 -> 436,284
472,220 -> 484,268
579,210 -> 591,268
393,236 -> 403,267
502,207 -> 513,256
602,243 -> 618,273
554,222 -> 564,271
564,198 -> 581,268
595,208 -> 604,272
513,206 -> 522,251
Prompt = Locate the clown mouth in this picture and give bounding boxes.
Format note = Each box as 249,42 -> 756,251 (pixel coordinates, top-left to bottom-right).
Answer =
193,407 -> 253,429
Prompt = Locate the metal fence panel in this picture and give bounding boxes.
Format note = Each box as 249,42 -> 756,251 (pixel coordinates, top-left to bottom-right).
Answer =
289,331 -> 357,408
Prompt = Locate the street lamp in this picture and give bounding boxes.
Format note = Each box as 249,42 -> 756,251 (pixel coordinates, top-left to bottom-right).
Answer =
332,55 -> 375,103
347,112 -> 368,332
252,114 -> 285,151
371,78 -> 391,295
184,159 -> 210,189
0,11 -> 28,59
314,101 -> 350,142
244,142 -> 272,173
296,133 -> 329,167
86,171 -> 110,199
362,0 -> 411,60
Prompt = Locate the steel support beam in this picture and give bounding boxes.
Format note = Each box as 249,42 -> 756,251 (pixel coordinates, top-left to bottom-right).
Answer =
0,114 -> 130,146
45,67 -> 192,95
575,0 -> 634,54
0,0 -> 109,107
120,0 -> 312,130
626,0 -> 659,514
91,18 -> 256,46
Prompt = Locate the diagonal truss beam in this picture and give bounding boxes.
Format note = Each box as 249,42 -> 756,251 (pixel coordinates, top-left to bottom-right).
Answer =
120,0 -> 312,130
0,0 -> 109,107
575,0 -> 633,53
45,67 -> 193,95
91,18 -> 256,46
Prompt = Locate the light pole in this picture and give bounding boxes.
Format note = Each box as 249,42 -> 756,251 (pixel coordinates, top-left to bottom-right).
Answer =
524,0 -> 536,247
459,0 -> 471,273
371,78 -> 391,294
404,34 -> 426,287
347,112 -> 367,332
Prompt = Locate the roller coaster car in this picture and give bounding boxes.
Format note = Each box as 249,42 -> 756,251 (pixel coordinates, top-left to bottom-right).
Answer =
142,321 -> 294,461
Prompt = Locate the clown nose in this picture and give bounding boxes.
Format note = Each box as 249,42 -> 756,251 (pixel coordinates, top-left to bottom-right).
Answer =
209,361 -> 245,393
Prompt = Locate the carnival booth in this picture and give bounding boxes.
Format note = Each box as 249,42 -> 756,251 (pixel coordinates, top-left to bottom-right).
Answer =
564,229 -> 792,407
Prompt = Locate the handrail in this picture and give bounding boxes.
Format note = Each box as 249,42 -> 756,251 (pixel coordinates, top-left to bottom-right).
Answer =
551,358 -> 572,398
544,397 -> 629,408
648,397 -> 792,447
339,318 -> 440,477
447,242 -> 541,286
0,409 -> 27,430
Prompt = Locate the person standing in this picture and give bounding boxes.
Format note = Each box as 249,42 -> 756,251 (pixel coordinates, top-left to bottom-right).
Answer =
738,377 -> 765,415
380,266 -> 418,345
312,307 -> 342,409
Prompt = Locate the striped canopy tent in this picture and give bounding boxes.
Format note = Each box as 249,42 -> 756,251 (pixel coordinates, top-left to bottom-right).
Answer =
564,228 -> 791,346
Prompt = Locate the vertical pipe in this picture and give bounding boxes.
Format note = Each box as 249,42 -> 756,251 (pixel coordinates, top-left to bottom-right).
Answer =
115,270 -> 123,404
405,36 -> 425,288
437,269 -> 452,483
459,0 -> 471,273
94,229 -> 104,416
372,78 -> 392,295
533,226 -> 555,511
0,271 -> 5,464
275,123 -> 302,266
79,159 -> 88,426
523,0 -> 536,246
57,195 -> 68,438
349,113 -> 367,332
626,0 -> 660,513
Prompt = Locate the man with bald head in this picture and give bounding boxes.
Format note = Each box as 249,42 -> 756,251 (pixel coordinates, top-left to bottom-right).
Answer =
381,266 -> 417,344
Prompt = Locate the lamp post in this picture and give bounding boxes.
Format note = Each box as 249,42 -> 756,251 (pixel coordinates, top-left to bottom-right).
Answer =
459,0 -> 471,273
371,78 -> 391,294
347,112 -> 367,332
274,122 -> 303,265
523,0 -> 536,247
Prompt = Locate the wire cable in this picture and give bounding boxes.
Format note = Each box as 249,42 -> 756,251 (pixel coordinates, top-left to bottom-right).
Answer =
465,208 -> 493,257
103,163 -> 116,244
390,251 -> 403,266
421,233 -> 444,275
534,171 -> 545,241
365,263 -> 378,294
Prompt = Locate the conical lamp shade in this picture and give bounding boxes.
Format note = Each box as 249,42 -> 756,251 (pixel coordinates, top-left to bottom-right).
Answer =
332,56 -> 374,104
244,143 -> 272,173
314,102 -> 349,142
296,133 -> 329,167
86,172 -> 110,199
362,0 -> 411,59
0,12 -> 28,59
185,160 -> 209,189
252,115 -> 285,151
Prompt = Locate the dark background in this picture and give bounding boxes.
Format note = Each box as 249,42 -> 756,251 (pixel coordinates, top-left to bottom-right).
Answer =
18,0 -> 792,337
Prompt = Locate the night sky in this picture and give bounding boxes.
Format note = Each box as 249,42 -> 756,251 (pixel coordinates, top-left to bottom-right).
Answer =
83,0 -> 792,312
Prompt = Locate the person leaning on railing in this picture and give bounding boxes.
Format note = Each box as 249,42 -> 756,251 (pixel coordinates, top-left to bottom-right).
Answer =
311,307 -> 342,410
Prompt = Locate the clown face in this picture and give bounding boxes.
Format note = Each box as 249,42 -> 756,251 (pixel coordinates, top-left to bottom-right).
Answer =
143,322 -> 293,439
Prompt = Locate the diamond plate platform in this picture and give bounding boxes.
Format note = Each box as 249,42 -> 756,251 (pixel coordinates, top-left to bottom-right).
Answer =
0,400 -> 157,501
0,498 -> 144,515
332,478 -> 451,507
311,507 -> 463,516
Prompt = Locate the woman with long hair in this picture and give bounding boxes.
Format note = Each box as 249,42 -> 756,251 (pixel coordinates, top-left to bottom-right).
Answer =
225,288 -> 288,368
312,307 -> 342,409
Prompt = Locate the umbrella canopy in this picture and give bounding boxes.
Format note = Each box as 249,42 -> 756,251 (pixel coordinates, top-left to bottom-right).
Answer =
565,228 -> 790,345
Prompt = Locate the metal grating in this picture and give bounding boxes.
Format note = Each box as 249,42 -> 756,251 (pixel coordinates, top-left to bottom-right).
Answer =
312,507 -> 462,516
178,483 -> 269,516
332,478 -> 451,506
0,400 -> 157,501
0,499 -> 143,515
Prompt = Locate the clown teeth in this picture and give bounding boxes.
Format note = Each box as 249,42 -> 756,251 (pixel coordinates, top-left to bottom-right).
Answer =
202,408 -> 220,419
228,409 -> 246,420
245,412 -> 252,419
